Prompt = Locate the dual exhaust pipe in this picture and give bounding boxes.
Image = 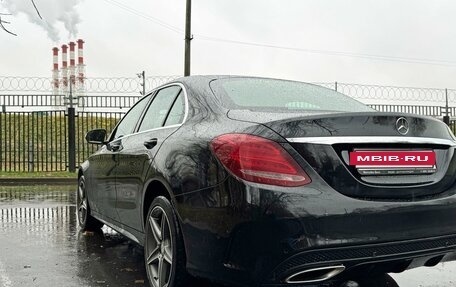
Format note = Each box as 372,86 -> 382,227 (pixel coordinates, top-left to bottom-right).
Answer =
285,265 -> 346,284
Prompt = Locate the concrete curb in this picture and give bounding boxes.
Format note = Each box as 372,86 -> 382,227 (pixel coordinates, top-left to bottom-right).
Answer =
0,177 -> 77,186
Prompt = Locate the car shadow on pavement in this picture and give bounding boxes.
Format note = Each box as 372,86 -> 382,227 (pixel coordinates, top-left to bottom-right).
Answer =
77,227 -> 225,287
77,228 -> 403,287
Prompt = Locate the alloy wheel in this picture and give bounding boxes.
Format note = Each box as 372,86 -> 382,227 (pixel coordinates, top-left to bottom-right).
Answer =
146,206 -> 173,287
77,180 -> 88,225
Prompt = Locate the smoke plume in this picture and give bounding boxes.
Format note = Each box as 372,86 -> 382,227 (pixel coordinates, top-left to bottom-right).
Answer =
0,0 -> 83,41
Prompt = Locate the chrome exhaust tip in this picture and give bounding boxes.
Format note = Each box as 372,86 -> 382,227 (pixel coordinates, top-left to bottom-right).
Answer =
285,265 -> 346,284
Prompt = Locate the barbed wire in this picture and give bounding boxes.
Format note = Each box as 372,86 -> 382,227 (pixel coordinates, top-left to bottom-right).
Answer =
447,89 -> 456,104
336,83 -> 449,103
0,76 -> 180,94
1,76 -> 456,104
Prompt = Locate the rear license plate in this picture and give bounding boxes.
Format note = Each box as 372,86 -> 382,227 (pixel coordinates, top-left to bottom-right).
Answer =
349,150 -> 436,175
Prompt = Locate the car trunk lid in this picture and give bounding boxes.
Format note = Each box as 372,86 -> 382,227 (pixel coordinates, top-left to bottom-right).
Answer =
229,110 -> 456,200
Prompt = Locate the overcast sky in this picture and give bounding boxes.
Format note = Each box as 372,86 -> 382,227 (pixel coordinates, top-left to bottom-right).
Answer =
1,0 -> 456,88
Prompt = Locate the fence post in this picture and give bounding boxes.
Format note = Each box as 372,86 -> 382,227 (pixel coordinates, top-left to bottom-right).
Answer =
68,82 -> 76,172
443,88 -> 450,126
335,81 -> 338,92
28,142 -> 34,172
0,112 -> 2,171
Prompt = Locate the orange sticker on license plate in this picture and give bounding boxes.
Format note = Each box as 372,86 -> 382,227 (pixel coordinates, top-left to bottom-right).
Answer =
349,150 -> 436,167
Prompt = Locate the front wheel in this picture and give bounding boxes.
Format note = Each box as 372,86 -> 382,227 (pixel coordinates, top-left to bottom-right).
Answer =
144,196 -> 188,287
77,176 -> 104,231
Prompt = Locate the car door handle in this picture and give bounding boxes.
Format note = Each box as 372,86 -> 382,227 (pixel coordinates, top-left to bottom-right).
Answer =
144,138 -> 158,149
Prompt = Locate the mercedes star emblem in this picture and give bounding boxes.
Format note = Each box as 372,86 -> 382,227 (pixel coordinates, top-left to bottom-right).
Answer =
396,117 -> 409,135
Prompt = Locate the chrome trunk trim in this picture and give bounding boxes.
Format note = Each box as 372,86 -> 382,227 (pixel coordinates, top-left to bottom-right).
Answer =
286,136 -> 456,146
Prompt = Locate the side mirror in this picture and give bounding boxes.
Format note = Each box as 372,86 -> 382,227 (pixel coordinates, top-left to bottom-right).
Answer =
86,129 -> 107,145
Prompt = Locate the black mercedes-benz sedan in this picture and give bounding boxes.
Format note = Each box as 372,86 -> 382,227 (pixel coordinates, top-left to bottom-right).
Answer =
78,76 -> 456,287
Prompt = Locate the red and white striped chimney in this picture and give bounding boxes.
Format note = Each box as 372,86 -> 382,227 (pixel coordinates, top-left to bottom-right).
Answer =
61,44 -> 68,92
77,39 -> 85,86
69,41 -> 76,87
52,47 -> 59,94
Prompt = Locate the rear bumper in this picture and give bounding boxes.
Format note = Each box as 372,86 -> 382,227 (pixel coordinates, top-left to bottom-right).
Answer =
266,234 -> 456,286
175,177 -> 456,286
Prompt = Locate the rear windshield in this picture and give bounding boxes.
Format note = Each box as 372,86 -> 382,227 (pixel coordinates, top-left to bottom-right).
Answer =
210,78 -> 373,112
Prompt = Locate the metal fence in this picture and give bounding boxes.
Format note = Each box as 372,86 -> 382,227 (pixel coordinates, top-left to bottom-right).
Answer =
1,76 -> 456,172
0,110 -> 67,172
0,109 -> 124,172
0,76 -> 177,172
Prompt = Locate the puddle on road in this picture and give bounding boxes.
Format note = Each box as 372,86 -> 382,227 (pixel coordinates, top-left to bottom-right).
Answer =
3,187 -> 451,287
0,185 -> 75,206
0,187 -> 219,287
0,187 -> 150,287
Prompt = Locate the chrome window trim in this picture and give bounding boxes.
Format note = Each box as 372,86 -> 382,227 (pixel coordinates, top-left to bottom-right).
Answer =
286,136 -> 456,146
110,82 -> 188,142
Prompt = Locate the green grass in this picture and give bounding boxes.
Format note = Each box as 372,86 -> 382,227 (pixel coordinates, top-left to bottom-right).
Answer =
0,171 -> 76,178
0,112 -> 121,172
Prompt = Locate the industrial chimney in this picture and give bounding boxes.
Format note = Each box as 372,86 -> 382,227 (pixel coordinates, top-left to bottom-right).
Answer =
56,44 -> 69,106
68,41 -> 76,88
51,40 -> 86,109
61,44 -> 68,96
52,47 -> 59,91
52,47 -> 59,107
77,39 -> 86,101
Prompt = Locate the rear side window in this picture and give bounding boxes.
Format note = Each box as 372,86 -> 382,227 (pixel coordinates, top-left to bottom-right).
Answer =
164,92 -> 185,126
210,78 -> 373,112
138,86 -> 182,132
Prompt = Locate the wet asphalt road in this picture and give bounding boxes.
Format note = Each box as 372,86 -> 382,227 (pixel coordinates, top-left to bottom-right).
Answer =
0,187 -> 454,287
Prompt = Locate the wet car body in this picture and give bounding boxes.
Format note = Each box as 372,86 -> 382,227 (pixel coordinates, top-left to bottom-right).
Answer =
80,76 -> 456,286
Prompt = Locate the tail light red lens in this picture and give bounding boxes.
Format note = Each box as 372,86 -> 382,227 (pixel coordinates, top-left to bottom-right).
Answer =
210,134 -> 311,187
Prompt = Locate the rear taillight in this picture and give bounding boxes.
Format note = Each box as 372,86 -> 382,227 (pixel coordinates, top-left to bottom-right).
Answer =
210,134 -> 311,187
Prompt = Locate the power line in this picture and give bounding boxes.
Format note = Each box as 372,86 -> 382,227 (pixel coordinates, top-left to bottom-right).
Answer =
101,1 -> 456,67
195,35 -> 456,67
101,0 -> 184,34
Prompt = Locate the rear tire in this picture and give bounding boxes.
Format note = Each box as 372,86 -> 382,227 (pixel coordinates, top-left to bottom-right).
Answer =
77,176 -> 104,231
144,196 -> 188,287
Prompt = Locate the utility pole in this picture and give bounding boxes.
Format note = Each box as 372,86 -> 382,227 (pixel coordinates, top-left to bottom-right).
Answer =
444,88 -> 450,125
184,0 -> 192,76
138,71 -> 146,96
67,80 -> 76,173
